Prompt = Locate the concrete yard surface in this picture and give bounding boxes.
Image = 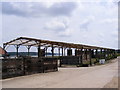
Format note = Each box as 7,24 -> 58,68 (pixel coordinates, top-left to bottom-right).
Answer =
2,58 -> 119,88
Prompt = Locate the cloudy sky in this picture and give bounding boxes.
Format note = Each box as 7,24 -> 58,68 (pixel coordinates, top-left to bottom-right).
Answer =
0,0 -> 119,52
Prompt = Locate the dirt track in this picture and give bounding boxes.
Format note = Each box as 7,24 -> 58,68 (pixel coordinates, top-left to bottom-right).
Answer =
2,58 -> 119,88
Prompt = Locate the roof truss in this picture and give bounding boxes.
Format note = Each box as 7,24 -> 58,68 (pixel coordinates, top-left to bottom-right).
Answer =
3,37 -> 114,50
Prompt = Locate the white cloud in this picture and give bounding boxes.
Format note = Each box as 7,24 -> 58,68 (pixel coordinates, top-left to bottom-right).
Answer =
44,17 -> 70,32
58,29 -> 73,37
44,20 -> 66,31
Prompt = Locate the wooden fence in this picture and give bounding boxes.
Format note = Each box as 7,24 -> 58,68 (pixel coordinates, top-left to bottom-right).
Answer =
60,53 -> 91,66
2,57 -> 58,79
60,56 -> 81,65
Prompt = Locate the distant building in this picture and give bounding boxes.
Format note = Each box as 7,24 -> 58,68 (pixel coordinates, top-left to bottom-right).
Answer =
0,46 -> 6,57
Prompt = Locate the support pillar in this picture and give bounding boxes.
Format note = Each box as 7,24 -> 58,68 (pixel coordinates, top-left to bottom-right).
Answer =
107,49 -> 109,59
62,47 -> 64,56
27,46 -> 31,56
89,49 -> 92,66
104,49 -> 107,60
109,49 -> 111,58
45,47 -> 48,57
100,49 -> 103,59
91,49 -> 94,58
51,45 -> 54,57
15,45 -> 20,57
38,45 -> 41,58
109,49 -> 111,57
95,49 -> 98,58
58,47 -> 60,56
80,48 -> 83,65
111,50 -> 112,57
67,48 -> 72,56
103,49 -> 106,59
85,49 -> 87,60
3,44 -> 6,50
110,49 -> 112,58
112,50 -> 114,57
64,48 -> 66,56
75,49 -> 77,56
95,49 -> 98,62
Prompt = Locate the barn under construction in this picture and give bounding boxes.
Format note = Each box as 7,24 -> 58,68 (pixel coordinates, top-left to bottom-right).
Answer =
1,37 -> 117,79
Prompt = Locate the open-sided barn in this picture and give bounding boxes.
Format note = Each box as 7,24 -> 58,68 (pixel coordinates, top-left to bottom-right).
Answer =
1,37 -> 117,79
